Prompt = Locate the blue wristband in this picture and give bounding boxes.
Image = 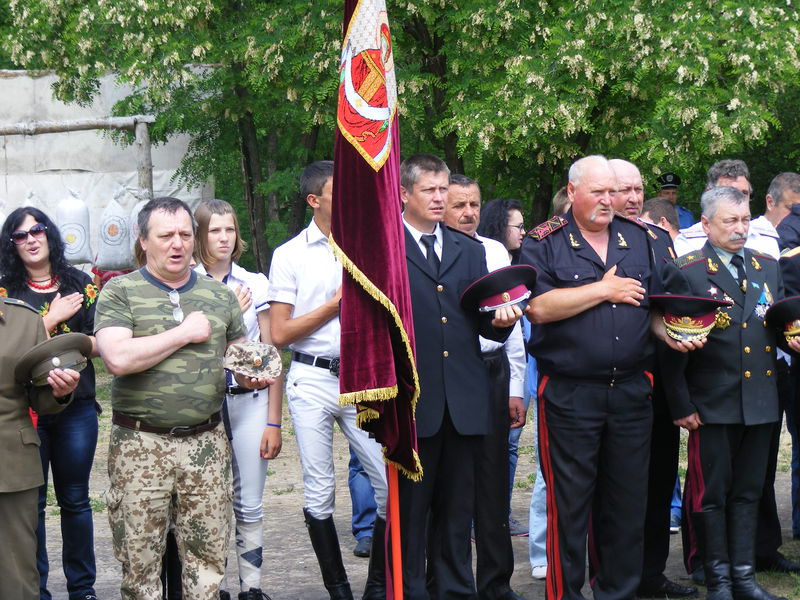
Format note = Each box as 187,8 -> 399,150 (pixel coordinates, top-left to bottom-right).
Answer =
267,422 -> 281,428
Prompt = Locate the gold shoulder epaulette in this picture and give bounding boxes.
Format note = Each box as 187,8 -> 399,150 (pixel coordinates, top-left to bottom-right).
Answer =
2,297 -> 39,314
780,246 -> 800,259
528,215 -> 567,241
674,251 -> 705,269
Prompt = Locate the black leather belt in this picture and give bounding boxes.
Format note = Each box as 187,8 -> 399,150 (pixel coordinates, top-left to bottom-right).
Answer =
292,351 -> 340,377
112,411 -> 221,437
226,385 -> 254,395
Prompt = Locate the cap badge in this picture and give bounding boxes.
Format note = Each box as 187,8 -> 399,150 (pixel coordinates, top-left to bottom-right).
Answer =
502,292 -> 510,303
253,357 -> 263,367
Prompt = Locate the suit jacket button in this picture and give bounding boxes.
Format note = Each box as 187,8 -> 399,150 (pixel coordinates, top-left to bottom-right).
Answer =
744,370 -> 751,378
765,346 -> 772,352
437,285 -> 444,292
744,346 -> 750,354
742,322 -> 748,329
443,351 -> 449,358
441,317 -> 448,324
766,370 -> 773,376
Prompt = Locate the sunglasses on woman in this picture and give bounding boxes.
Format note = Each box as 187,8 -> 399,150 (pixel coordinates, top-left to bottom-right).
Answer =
10,223 -> 48,245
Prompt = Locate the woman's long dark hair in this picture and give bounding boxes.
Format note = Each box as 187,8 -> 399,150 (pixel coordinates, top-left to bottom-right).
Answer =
0,207 -> 83,295
477,198 -> 523,245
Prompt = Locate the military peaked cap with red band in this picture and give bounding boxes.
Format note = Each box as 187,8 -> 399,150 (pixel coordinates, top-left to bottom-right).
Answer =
460,265 -> 537,313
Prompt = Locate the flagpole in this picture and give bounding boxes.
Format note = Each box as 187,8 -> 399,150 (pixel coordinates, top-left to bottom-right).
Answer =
388,464 -> 403,600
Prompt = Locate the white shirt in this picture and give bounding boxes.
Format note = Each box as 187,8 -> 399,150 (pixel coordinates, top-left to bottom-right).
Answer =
403,216 -> 443,260
476,234 -> 526,398
267,219 -> 342,358
195,262 -> 270,342
674,216 -> 780,260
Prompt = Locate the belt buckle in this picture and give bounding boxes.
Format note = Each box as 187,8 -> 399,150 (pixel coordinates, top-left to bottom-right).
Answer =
329,357 -> 340,377
169,425 -> 193,437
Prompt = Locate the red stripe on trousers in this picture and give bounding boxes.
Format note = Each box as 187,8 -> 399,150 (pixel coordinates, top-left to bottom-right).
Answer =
684,429 -> 705,572
537,375 -> 564,600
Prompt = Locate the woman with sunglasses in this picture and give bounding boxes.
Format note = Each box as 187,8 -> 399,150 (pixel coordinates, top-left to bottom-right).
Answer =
477,198 -> 526,262
0,207 -> 101,600
193,199 -> 282,600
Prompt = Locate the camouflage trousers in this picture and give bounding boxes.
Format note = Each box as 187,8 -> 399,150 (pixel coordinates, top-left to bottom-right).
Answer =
105,423 -> 232,600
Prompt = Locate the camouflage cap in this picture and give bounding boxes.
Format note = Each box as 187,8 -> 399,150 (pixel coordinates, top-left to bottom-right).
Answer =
224,341 -> 283,379
15,332 -> 92,386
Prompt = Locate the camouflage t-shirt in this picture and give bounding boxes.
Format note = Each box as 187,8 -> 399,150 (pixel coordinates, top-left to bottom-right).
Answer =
94,267 -> 246,427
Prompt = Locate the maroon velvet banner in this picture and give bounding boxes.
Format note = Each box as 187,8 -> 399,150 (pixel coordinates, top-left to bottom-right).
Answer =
330,0 -> 422,480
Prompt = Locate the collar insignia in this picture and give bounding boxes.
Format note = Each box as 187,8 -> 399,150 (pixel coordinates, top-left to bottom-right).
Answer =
647,228 -> 657,240
569,233 -> 581,248
751,255 -> 762,271
707,258 -> 719,273
617,232 -> 628,247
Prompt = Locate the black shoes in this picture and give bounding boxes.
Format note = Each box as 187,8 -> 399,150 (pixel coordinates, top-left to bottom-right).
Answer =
755,552 -> 800,573
238,589 -> 272,600
637,579 -> 699,599
353,535 -> 372,558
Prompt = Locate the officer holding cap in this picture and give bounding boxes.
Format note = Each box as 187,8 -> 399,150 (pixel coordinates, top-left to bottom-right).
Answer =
0,297 -> 80,599
659,185 -> 788,600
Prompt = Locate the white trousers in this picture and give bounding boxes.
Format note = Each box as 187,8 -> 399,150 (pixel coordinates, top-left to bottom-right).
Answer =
226,388 -> 270,523
285,361 -> 388,520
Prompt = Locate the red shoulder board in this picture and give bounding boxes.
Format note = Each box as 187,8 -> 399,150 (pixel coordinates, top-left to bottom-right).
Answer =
529,215 -> 567,241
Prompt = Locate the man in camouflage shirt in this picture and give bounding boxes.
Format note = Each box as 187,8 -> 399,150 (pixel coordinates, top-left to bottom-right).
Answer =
95,197 -> 273,599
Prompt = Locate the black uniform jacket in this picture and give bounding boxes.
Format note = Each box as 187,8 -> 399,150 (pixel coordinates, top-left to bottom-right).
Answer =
660,242 -> 781,425
520,210 -> 658,381
405,225 -> 511,438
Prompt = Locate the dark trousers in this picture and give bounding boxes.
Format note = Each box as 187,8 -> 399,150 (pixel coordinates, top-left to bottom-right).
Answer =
682,362 -> 793,574
399,409 -> 480,600
689,422 -> 772,513
0,487 -> 39,600
756,357 -> 794,560
36,399 -> 98,600
639,400 -> 680,589
474,349 -> 514,599
539,373 -> 652,600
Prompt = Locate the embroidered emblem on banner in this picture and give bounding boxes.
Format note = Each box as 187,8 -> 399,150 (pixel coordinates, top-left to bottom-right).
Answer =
337,0 -> 396,171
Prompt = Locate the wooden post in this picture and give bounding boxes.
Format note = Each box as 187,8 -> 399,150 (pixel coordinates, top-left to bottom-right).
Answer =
135,119 -> 153,200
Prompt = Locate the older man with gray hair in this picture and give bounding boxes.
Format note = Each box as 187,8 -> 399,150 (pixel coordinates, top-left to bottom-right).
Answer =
660,185 -> 791,600
520,155 -> 699,600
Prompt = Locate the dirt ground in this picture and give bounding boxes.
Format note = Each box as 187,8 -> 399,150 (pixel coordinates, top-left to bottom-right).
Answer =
41,369 -> 800,599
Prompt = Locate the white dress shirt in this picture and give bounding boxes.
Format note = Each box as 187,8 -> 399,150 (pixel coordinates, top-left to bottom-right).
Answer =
475,234 -> 526,398
267,219 -> 342,358
195,262 -> 270,342
403,216 -> 443,260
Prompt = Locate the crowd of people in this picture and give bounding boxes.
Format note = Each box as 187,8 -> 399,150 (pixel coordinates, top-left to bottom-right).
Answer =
2,152 -> 800,600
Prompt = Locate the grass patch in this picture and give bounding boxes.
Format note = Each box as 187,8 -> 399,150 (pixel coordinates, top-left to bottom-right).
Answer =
273,485 -> 295,496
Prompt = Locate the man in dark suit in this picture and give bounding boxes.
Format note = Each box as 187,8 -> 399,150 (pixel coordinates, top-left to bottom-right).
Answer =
661,185 -> 788,600
398,153 -> 522,600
